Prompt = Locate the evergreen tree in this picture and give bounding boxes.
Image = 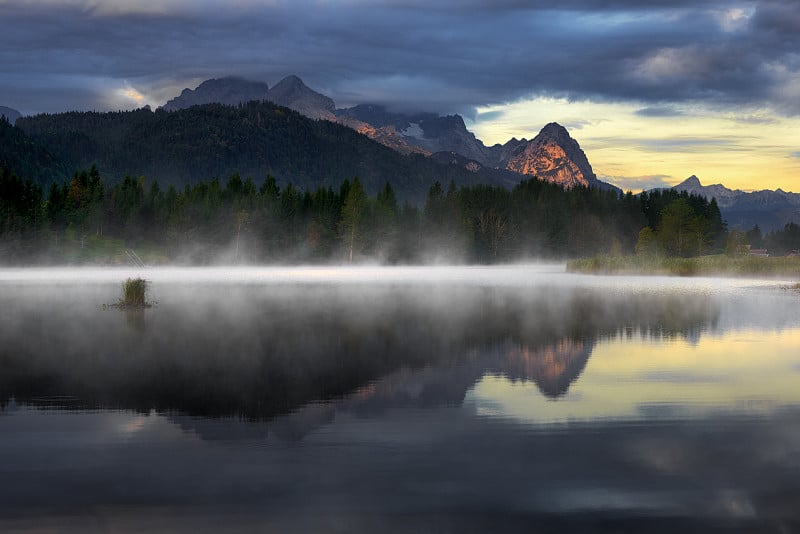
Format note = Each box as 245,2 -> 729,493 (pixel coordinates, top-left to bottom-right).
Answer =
340,177 -> 367,263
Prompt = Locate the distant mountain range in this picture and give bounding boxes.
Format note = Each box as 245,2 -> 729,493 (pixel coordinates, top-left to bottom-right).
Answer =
673,175 -> 800,231
162,75 -> 336,120
2,75 -> 617,202
10,101 -> 527,202
160,75 -> 619,192
6,75 -> 797,226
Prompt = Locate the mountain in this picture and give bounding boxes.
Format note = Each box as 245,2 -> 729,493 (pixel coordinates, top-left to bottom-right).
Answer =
499,123 -> 616,191
336,105 -> 490,162
673,175 -> 740,208
116,75 -> 623,193
161,77 -> 270,111
15,101 -> 518,201
336,105 -> 619,191
266,75 -> 335,120
162,75 -> 336,120
502,338 -> 594,399
674,175 -> 800,230
335,115 -> 430,156
1,106 -> 21,124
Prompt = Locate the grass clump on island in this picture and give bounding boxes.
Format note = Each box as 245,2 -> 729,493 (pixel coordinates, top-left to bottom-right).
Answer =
567,254 -> 800,278
114,277 -> 151,308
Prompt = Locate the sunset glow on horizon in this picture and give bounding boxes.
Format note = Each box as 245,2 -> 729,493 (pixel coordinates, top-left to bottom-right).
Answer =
1,0 -> 798,193
470,97 -> 800,193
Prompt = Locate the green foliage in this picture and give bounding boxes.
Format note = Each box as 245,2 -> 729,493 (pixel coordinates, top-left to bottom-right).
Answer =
746,225 -> 763,248
568,254 -> 800,277
0,163 -> 740,265
635,227 -> 659,257
637,190 -> 726,257
726,229 -> 749,257
658,198 -> 702,256
0,118 -> 68,186
763,222 -> 800,256
340,177 -> 368,262
121,278 -> 148,307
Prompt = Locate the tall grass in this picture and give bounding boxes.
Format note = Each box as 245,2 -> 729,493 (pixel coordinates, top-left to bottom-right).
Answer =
121,278 -> 148,307
567,254 -> 800,278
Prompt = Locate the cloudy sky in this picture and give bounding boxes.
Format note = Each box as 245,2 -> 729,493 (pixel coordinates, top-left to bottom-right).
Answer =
1,0 -> 798,191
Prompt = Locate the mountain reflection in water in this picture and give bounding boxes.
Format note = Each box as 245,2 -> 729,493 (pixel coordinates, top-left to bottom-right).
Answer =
2,268 -> 800,533
0,281 -> 718,418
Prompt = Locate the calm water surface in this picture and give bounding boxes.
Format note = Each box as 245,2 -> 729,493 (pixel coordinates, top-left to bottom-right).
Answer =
1,265 -> 799,532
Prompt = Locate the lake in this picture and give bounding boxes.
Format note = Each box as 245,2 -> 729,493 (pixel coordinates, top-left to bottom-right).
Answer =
1,265 -> 799,532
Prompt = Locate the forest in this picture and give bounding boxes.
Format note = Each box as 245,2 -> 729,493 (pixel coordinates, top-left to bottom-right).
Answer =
0,164 -> 749,265
8,102 -> 519,203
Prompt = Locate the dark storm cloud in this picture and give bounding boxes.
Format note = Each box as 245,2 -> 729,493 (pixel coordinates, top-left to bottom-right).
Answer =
751,0 -> 800,34
0,0 -> 798,116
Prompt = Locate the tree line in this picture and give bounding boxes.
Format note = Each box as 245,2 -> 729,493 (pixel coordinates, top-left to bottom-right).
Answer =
11,101 -> 518,203
726,222 -> 800,257
1,165 -> 743,265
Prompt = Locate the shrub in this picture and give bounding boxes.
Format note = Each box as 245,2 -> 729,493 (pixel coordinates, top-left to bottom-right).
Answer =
121,278 -> 147,307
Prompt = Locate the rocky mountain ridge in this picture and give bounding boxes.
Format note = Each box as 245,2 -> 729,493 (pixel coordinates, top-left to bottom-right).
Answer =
161,78 -> 270,111
267,75 -> 335,120
673,175 -> 800,230
503,123 -> 603,190
161,75 -> 335,120
162,76 -> 619,192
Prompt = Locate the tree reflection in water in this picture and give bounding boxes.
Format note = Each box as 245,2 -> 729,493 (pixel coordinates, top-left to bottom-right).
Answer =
0,282 -> 719,420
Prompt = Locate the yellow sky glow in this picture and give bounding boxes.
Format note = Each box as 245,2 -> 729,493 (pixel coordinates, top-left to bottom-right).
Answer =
469,98 -> 800,193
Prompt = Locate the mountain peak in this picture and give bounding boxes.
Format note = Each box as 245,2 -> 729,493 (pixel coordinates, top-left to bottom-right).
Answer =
678,175 -> 702,188
503,122 -> 608,189
268,75 -> 335,119
538,122 -> 570,139
270,74 -> 306,94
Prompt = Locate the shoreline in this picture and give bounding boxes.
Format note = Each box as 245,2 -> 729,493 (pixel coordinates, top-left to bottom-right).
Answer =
567,255 -> 800,279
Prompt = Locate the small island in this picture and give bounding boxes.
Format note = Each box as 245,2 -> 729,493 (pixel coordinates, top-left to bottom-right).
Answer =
110,277 -> 152,309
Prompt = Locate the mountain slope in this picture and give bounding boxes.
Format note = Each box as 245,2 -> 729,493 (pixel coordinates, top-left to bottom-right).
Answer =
0,106 -> 21,125
267,75 -> 335,120
16,102 -> 518,201
336,105 -> 490,162
337,105 -> 619,191
161,77 -> 270,111
674,175 -> 800,230
499,123 -> 615,191
0,119 -> 69,184
161,75 -> 336,120
159,77 -> 620,192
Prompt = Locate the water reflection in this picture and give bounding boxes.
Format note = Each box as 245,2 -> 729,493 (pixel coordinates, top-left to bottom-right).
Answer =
502,338 -> 592,398
1,270 -> 800,532
124,307 -> 146,333
0,281 -> 723,418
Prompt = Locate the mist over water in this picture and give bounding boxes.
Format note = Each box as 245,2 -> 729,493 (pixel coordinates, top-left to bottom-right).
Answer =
1,265 -> 799,532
